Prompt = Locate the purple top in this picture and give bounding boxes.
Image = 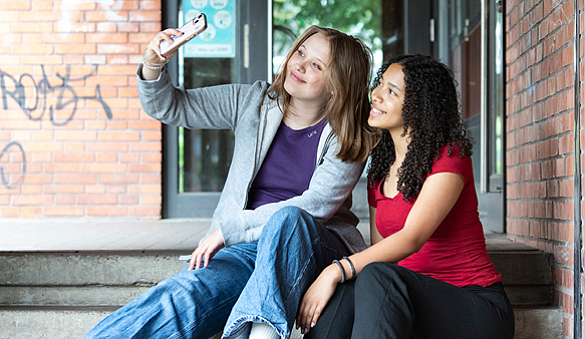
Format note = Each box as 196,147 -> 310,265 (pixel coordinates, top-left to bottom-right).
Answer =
246,118 -> 328,210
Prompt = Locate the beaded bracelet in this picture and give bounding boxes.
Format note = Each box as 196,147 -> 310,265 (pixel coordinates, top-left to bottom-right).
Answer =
332,259 -> 345,284
343,256 -> 355,280
142,48 -> 169,71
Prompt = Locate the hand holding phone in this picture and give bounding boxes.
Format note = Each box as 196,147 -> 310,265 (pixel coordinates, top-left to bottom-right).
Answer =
160,13 -> 208,58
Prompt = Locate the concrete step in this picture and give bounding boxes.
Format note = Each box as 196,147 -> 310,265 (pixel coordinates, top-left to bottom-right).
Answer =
487,234 -> 553,306
513,306 -> 564,339
0,235 -> 554,307
0,305 -> 562,339
0,307 -> 114,339
0,234 -> 557,338
0,251 -> 186,307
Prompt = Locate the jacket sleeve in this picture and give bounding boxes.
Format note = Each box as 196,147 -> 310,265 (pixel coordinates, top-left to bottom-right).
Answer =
136,65 -> 264,130
220,135 -> 365,246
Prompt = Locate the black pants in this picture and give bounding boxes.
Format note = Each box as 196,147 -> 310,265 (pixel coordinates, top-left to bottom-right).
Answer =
305,262 -> 515,339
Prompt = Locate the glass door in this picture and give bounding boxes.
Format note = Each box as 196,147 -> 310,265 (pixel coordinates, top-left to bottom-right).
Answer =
434,0 -> 505,232
162,0 -> 269,218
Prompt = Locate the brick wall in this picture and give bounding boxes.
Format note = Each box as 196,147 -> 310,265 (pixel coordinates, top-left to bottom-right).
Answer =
505,0 -> 578,337
0,0 -> 163,219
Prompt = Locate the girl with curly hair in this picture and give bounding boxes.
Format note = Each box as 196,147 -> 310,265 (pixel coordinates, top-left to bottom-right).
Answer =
297,54 -> 515,338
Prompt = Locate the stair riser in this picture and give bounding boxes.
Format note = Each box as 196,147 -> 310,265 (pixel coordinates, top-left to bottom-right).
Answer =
0,252 -> 186,285
0,307 -> 562,339
0,286 -> 150,307
489,252 -> 553,285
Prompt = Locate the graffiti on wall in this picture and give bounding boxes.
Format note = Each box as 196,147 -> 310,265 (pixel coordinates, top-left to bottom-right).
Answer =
0,65 -> 112,126
0,142 -> 26,190
0,65 -> 113,189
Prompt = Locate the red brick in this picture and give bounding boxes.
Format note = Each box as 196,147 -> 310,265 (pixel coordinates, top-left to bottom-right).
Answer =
54,22 -> 96,33
129,206 -> 161,217
142,131 -> 162,141
87,164 -> 127,173
119,154 -> 140,163
54,44 -> 97,54
141,153 -> 162,163
140,22 -> 162,33
97,44 -> 140,55
45,207 -> 85,216
22,174 -> 52,185
55,174 -> 96,184
97,174 -> 139,185
96,153 -> 117,163
32,1 -> 54,11
21,186 -> 43,194
13,195 -> 53,206
141,195 -> 161,205
87,206 -> 127,216
1,207 -> 21,217
78,195 -> 117,205
54,153 -> 95,163
86,142 -> 129,152
20,12 -> 61,21
96,22 -> 118,33
64,143 -> 86,152
129,184 -> 161,194
55,195 -> 75,205
118,22 -> 140,32
44,185 -> 85,194
86,185 -> 106,194
98,131 -> 140,141
55,131 -> 97,141
106,121 -> 129,129
129,164 -> 161,173
86,11 -> 129,22
86,33 -> 128,44
129,11 -> 161,22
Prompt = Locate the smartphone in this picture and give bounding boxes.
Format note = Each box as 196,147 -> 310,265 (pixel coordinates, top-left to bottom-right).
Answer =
160,13 -> 207,58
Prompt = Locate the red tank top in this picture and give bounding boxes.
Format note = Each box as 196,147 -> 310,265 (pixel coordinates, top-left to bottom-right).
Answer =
368,146 -> 501,287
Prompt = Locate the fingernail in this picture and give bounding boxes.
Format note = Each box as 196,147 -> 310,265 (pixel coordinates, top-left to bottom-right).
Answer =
311,322 -> 315,328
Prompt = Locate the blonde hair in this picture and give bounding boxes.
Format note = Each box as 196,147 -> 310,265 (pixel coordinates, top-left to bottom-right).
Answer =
268,26 -> 375,162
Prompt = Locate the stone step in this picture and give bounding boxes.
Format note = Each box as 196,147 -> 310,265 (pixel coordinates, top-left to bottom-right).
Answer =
513,306 -> 564,339
0,251 -> 186,307
487,234 -> 553,306
0,306 -> 562,339
0,235 -> 553,307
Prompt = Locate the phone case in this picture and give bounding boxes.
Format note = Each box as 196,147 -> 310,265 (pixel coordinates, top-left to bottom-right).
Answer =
160,13 -> 208,58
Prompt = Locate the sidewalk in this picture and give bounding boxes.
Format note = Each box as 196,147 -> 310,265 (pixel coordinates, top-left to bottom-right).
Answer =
0,219 -> 213,252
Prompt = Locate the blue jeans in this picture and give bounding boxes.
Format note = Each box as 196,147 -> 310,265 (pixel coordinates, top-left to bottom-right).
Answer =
84,206 -> 350,339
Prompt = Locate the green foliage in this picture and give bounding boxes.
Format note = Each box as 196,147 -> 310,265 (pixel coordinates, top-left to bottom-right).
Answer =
273,0 -> 381,51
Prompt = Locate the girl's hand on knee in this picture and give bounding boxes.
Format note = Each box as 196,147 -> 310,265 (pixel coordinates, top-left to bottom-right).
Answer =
189,228 -> 225,270
296,265 -> 340,334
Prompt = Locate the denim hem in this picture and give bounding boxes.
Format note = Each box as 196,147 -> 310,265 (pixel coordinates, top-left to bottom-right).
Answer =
222,316 -> 287,339
166,293 -> 241,339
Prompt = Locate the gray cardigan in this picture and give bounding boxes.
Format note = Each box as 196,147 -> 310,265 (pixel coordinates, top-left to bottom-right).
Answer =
137,65 -> 367,253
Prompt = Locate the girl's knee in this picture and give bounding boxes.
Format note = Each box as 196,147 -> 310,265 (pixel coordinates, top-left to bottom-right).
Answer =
272,206 -> 306,220
264,206 -> 311,234
356,262 -> 404,290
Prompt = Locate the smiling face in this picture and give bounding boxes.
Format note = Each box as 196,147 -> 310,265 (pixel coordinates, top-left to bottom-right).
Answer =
369,63 -> 406,133
284,33 -> 331,107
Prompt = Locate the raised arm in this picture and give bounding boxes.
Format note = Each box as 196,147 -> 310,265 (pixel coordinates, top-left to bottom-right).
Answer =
296,171 -> 465,332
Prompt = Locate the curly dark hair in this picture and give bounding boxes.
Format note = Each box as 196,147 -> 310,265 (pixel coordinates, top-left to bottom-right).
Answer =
367,54 -> 474,202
